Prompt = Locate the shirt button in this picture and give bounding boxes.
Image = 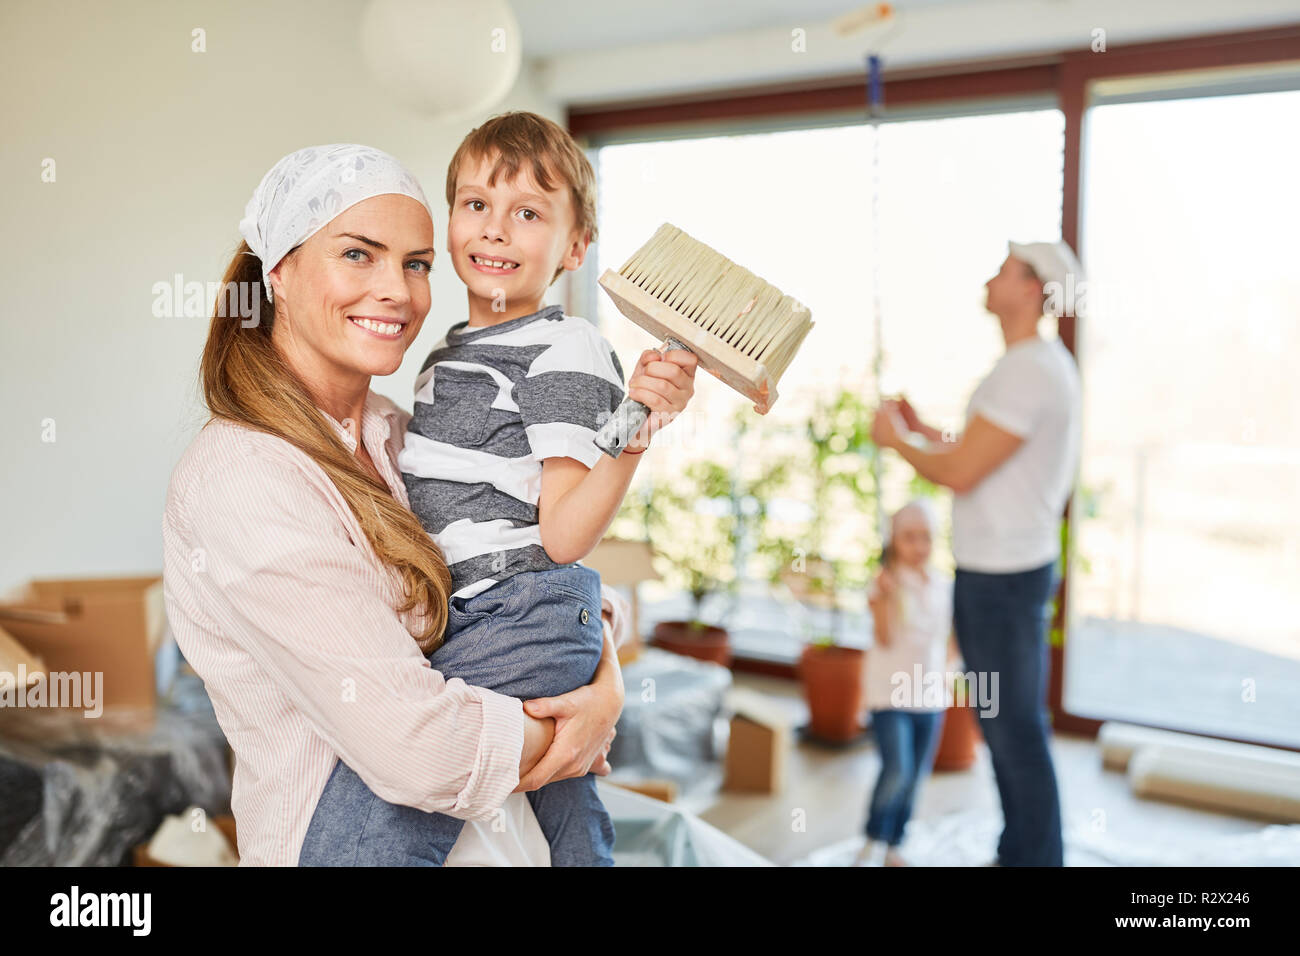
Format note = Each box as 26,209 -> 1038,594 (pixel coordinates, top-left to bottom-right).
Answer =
580,608 -> 589,625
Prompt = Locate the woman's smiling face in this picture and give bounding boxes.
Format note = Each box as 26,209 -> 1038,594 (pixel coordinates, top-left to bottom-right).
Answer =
268,193 -> 434,380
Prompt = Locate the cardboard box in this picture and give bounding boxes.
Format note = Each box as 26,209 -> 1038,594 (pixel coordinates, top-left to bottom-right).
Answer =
0,575 -> 164,722
0,623 -> 46,685
606,778 -> 678,803
722,688 -> 794,794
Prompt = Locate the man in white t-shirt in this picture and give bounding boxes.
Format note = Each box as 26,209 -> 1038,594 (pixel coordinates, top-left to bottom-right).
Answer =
871,239 -> 1083,866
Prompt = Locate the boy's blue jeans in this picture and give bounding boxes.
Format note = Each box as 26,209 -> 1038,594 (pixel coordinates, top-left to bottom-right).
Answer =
864,709 -> 944,846
297,564 -> 615,866
953,560 -> 1063,867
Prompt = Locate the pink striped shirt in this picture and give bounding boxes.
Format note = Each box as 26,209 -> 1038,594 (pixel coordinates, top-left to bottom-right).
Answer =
161,389 -> 629,866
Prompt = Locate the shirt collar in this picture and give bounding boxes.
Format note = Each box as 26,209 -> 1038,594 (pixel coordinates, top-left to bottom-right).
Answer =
446,303 -> 563,344
316,390 -> 399,454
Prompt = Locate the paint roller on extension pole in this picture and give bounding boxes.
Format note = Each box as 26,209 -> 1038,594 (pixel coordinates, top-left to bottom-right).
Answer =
593,223 -> 816,458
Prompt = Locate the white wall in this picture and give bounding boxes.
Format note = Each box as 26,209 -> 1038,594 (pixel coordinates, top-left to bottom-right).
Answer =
0,0 -> 563,592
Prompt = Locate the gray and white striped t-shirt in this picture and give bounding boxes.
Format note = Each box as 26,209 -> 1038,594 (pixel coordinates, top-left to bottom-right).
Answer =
397,304 -> 626,599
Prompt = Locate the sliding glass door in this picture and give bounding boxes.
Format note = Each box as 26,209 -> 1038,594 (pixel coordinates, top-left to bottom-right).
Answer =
1067,83 -> 1300,747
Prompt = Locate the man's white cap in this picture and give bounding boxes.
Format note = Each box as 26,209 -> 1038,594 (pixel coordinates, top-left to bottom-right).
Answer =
1008,239 -> 1084,288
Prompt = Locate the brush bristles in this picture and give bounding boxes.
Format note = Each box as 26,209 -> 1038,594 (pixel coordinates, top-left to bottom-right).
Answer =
618,223 -> 813,383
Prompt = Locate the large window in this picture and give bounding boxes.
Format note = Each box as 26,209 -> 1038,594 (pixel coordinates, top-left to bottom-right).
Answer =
1067,84 -> 1300,747
587,107 -> 1066,658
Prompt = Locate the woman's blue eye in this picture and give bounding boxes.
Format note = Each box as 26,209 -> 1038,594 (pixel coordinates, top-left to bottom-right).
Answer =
408,260 -> 432,274
344,247 -> 369,262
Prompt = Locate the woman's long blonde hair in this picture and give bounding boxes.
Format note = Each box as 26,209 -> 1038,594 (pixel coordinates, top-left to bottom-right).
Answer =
200,241 -> 452,653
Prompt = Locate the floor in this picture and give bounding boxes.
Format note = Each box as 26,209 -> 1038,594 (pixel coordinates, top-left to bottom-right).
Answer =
682,672 -> 1300,866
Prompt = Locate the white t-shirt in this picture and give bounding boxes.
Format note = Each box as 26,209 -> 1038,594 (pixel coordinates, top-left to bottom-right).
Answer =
952,334 -> 1081,573
865,565 -> 952,712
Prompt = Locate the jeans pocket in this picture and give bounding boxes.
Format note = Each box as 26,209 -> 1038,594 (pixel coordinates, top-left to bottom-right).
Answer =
535,566 -> 601,608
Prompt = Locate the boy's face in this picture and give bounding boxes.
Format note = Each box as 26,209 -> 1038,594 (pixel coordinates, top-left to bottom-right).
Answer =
447,151 -> 587,314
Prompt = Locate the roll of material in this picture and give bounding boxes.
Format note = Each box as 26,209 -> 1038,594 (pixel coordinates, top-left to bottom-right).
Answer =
1098,721 -> 1293,772
1128,746 -> 1300,823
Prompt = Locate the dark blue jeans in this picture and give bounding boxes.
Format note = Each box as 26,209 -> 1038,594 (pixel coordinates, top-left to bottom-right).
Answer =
953,560 -> 1063,867
864,709 -> 944,846
297,564 -> 615,866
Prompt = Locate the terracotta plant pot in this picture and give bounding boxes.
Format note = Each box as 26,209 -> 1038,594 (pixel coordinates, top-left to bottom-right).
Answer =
799,644 -> 866,742
932,701 -> 979,771
651,620 -> 732,667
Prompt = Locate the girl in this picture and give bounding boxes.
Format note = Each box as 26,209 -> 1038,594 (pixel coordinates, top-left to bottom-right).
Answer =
855,499 -> 954,866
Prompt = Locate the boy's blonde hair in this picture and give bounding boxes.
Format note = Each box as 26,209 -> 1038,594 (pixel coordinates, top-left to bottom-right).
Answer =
445,111 -> 598,284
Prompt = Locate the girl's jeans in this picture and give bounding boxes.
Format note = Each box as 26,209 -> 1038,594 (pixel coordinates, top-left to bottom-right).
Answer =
864,708 -> 944,846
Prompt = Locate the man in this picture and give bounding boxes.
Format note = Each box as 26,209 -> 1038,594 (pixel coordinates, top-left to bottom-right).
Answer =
871,240 -> 1083,866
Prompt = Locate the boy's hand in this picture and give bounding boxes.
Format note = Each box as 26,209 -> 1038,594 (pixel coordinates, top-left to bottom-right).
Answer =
625,345 -> 698,451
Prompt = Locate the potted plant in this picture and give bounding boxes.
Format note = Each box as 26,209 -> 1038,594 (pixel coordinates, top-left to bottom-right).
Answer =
932,672 -> 979,771
612,460 -> 741,666
765,387 -> 882,743
798,637 -> 867,742
610,406 -> 794,667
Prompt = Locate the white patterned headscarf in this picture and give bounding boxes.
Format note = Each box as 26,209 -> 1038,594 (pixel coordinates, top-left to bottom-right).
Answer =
238,144 -> 432,303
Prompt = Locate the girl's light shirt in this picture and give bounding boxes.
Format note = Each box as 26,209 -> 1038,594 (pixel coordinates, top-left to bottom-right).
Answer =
865,564 -> 953,712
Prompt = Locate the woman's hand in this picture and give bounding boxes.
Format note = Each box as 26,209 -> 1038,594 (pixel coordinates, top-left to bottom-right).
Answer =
625,345 -> 699,452
514,629 -> 625,792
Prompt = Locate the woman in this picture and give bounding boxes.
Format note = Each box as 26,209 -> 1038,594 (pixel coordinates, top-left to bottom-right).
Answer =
161,144 -> 694,865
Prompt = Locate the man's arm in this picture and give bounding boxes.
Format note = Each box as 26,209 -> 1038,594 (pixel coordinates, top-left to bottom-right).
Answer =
879,412 -> 1025,494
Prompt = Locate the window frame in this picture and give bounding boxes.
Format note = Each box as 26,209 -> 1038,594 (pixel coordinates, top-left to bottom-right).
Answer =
565,24 -> 1300,749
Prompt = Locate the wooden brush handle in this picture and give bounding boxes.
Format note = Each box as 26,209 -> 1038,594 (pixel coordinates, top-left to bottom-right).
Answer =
594,337 -> 691,458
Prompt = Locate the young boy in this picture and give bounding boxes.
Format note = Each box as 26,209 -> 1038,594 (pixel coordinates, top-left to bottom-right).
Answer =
299,112 -> 697,867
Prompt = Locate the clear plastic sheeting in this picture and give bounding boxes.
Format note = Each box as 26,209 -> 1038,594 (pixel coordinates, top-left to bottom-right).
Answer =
608,647 -> 733,791
792,807 -> 1300,866
601,781 -> 773,866
0,669 -> 231,866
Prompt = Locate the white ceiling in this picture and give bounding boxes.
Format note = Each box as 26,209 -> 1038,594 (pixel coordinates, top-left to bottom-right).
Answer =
511,0 -> 967,58
507,0 -> 1300,107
